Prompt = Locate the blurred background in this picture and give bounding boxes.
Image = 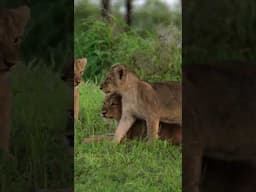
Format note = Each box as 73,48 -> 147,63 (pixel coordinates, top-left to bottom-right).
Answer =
75,0 -> 181,82
183,0 -> 256,64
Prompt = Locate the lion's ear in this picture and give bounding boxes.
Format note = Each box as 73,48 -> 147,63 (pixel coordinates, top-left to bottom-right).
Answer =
80,58 -> 87,70
115,65 -> 126,80
10,6 -> 30,34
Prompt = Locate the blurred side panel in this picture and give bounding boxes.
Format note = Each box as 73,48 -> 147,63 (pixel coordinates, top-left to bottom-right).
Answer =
183,0 -> 256,192
0,0 -> 74,192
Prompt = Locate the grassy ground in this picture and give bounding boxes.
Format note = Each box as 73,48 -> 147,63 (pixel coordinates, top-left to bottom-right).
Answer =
75,82 -> 182,192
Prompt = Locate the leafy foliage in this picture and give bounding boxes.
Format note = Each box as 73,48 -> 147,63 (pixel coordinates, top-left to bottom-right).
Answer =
75,18 -> 181,83
75,0 -> 181,83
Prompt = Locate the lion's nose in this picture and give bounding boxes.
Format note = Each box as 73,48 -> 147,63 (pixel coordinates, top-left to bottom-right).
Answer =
100,84 -> 103,90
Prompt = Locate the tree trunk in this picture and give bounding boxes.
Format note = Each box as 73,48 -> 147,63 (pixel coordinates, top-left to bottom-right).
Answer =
101,0 -> 111,20
126,0 -> 132,26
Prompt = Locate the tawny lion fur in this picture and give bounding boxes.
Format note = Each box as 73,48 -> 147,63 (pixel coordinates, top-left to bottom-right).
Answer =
101,92 -> 182,144
100,64 -> 181,143
74,58 -> 87,120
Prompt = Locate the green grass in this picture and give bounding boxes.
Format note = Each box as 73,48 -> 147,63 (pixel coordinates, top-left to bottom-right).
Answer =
75,83 -> 182,192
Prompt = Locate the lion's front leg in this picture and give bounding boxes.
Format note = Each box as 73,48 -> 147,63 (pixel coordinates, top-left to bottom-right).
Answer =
83,134 -> 114,143
146,116 -> 160,141
113,114 -> 135,143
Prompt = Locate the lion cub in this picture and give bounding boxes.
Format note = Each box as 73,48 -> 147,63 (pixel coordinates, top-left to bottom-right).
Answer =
100,64 -> 181,143
0,6 -> 30,153
74,58 -> 87,120
102,92 -> 182,144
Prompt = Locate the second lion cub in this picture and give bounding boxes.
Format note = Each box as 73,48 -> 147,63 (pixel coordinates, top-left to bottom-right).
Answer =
100,64 -> 181,143
74,58 -> 87,120
102,92 -> 182,144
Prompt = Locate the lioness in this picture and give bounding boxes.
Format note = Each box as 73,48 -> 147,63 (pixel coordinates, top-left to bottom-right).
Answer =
183,63 -> 256,192
101,92 -> 182,144
0,6 -> 30,153
74,58 -> 87,120
100,64 -> 181,143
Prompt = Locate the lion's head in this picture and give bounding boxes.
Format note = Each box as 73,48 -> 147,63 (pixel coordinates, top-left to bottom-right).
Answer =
102,93 -> 122,120
74,58 -> 87,86
0,6 -> 30,72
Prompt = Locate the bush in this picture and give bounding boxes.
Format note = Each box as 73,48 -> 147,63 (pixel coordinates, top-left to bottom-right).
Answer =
75,17 -> 181,83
